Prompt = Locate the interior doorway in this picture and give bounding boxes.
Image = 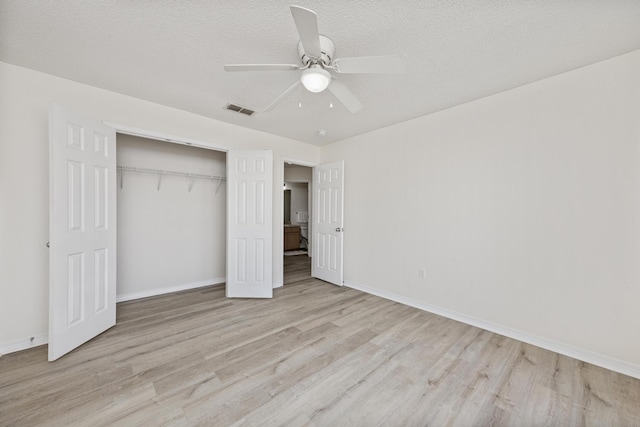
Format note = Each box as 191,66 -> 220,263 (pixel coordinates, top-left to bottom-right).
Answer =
283,163 -> 312,284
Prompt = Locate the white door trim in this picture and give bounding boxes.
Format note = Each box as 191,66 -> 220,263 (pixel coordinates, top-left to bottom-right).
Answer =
103,121 -> 231,152
281,157 -> 317,168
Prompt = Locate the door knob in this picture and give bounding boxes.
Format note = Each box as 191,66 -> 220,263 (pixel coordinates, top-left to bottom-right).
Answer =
335,227 -> 343,232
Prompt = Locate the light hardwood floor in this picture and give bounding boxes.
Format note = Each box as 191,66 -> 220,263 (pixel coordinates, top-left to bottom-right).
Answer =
2,256 -> 639,426
283,252 -> 312,285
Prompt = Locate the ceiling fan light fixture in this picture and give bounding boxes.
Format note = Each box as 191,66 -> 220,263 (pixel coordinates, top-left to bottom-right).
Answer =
300,66 -> 331,93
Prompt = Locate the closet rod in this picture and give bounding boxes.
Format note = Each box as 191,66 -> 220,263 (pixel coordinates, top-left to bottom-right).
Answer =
117,165 -> 226,181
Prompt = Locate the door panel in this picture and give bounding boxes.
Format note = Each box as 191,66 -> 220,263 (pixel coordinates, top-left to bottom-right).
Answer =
227,150 -> 273,298
312,161 -> 344,286
49,104 -> 116,361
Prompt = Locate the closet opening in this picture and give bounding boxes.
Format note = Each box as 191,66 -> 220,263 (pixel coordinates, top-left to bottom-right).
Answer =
115,133 -> 227,303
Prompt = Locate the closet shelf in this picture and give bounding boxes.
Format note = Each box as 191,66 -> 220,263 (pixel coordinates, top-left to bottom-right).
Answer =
117,165 -> 226,193
117,165 -> 225,180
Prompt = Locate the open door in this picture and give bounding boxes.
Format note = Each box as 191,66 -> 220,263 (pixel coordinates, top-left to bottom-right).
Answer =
312,160 -> 344,286
48,104 -> 117,361
227,150 -> 273,298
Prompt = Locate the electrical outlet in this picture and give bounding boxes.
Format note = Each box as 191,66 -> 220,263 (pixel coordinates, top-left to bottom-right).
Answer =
418,269 -> 426,279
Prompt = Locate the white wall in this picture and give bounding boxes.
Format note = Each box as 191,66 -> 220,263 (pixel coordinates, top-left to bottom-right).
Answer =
0,61 -> 320,352
116,135 -> 226,300
322,50 -> 640,375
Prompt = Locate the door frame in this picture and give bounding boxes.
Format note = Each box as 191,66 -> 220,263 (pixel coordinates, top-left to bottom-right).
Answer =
104,122 -> 236,296
104,122 -> 231,153
276,157 -> 317,288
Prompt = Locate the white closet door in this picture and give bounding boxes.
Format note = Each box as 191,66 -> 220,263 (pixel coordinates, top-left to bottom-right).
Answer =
49,104 -> 117,361
226,150 -> 273,298
312,160 -> 344,286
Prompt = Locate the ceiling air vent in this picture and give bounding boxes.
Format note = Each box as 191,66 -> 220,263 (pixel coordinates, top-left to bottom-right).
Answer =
224,103 -> 255,116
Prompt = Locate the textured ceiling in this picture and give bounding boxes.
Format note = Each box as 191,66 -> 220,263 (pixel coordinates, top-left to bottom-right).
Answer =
1,1 -> 640,145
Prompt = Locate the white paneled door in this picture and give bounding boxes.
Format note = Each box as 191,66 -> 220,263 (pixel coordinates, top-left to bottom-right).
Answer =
312,161 -> 344,286
49,104 -> 117,361
227,150 -> 273,298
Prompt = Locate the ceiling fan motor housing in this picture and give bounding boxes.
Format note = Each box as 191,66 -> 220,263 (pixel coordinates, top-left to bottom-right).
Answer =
298,35 -> 335,67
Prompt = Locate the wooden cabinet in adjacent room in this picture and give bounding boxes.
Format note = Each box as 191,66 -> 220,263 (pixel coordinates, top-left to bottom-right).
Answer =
284,225 -> 300,251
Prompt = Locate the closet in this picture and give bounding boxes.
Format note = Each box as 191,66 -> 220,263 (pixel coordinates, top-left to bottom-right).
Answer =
116,134 -> 226,301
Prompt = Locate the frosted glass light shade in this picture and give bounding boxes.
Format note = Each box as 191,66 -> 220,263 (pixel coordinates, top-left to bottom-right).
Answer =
300,66 -> 331,93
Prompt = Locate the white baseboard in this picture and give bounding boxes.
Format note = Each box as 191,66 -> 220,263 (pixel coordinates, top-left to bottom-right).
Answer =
116,277 -> 225,303
0,333 -> 48,357
344,280 -> 640,380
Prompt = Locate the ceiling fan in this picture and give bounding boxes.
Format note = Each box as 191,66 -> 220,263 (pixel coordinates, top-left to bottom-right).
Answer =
224,5 -> 406,113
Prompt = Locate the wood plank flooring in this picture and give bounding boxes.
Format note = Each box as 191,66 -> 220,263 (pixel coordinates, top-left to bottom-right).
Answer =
283,253 -> 312,285
2,255 -> 640,426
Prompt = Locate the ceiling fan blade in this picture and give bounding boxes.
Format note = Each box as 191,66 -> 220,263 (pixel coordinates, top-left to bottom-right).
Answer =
224,64 -> 300,72
333,54 -> 406,74
290,5 -> 322,59
264,81 -> 301,112
328,79 -> 363,113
